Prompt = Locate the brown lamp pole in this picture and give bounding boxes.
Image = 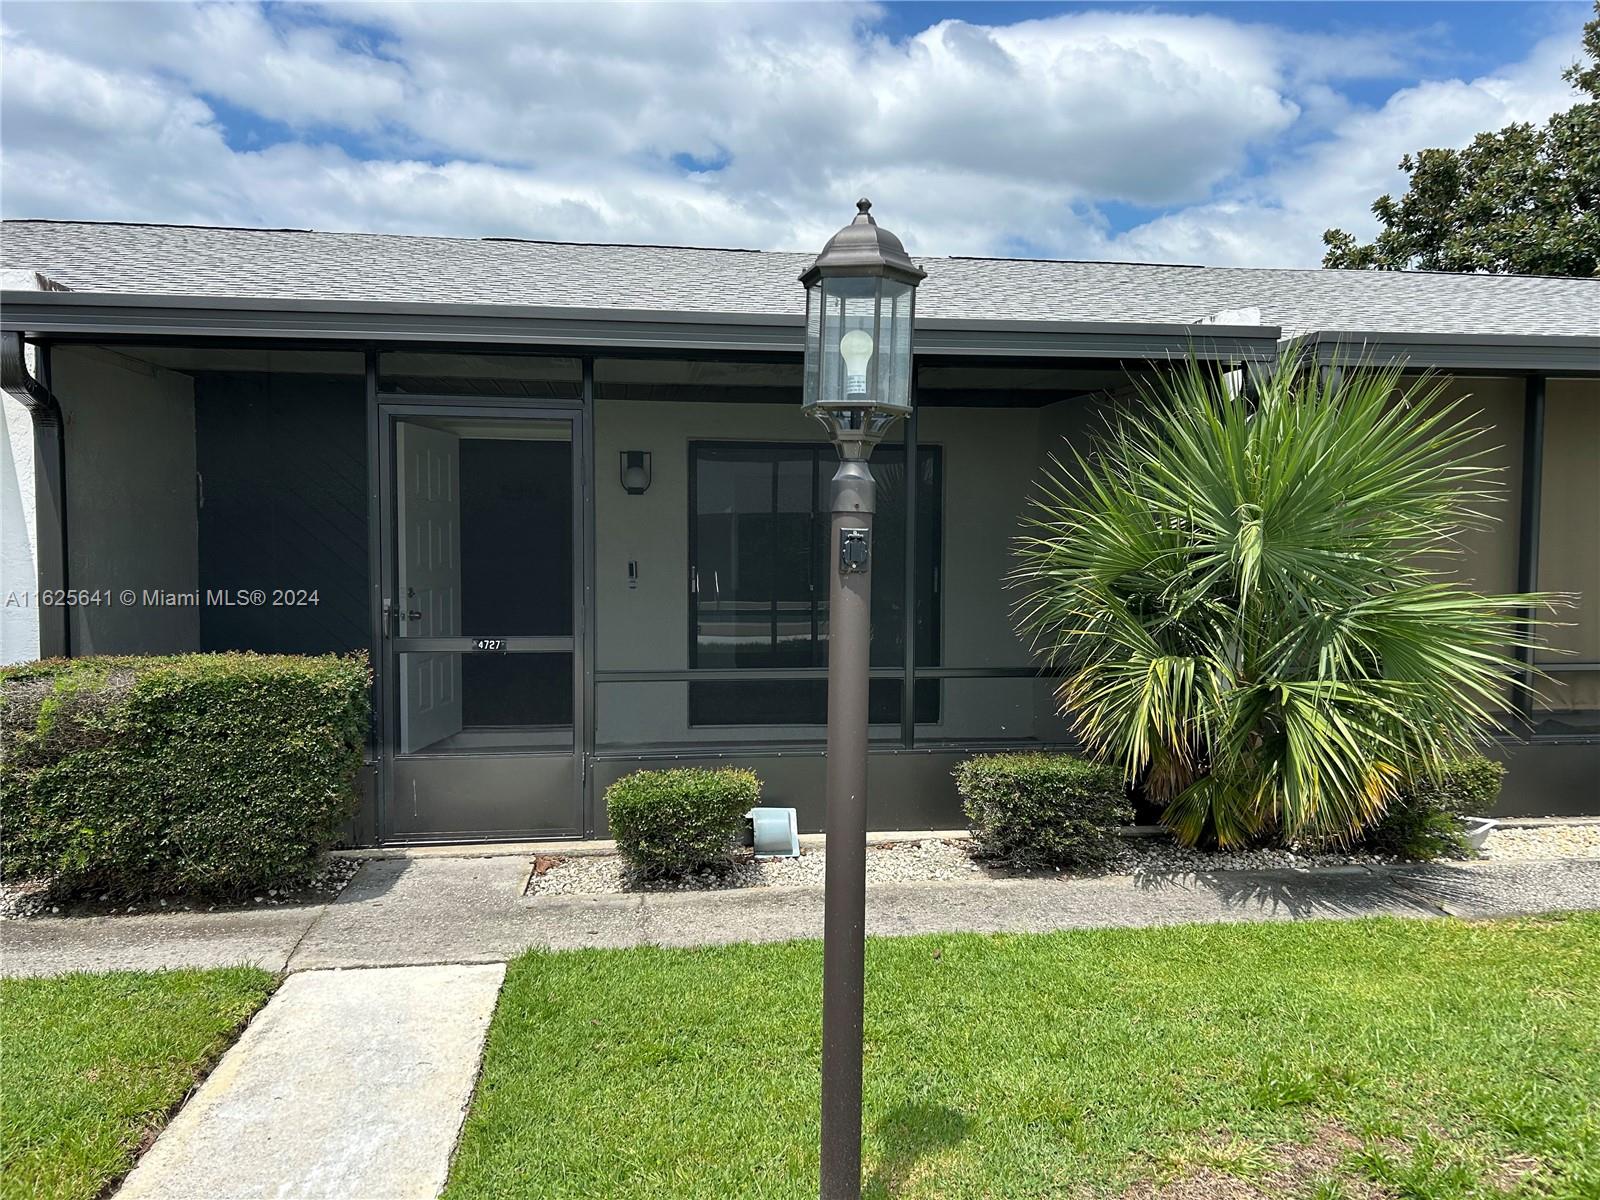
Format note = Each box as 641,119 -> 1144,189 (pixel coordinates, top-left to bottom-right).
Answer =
798,199 -> 925,1200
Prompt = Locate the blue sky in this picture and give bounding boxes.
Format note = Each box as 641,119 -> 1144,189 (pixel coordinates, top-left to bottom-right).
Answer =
0,1 -> 1591,267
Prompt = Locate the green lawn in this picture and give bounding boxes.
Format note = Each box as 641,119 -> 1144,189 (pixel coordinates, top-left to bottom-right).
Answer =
0,967 -> 275,1200
447,915 -> 1600,1200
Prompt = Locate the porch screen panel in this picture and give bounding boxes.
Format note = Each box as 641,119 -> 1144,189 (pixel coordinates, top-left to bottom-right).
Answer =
377,353 -> 581,399
689,442 -> 940,726
1534,380 -> 1600,731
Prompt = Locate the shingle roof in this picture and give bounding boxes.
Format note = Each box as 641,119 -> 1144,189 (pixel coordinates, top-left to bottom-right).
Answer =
3,219 -> 1597,341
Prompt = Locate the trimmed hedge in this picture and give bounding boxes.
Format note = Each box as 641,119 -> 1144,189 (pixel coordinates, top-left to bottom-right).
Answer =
605,767 -> 761,879
1363,754 -> 1505,860
0,653 -> 369,896
955,752 -> 1131,871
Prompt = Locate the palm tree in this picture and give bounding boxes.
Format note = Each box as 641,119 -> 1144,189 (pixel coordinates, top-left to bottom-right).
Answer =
1012,355 -> 1549,847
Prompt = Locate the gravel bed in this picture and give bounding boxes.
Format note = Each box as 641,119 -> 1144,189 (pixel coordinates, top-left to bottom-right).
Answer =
530,838 -> 984,897
0,855 -> 362,921
528,822 -> 1600,898
1115,841 -> 1384,875
1480,823 -> 1600,861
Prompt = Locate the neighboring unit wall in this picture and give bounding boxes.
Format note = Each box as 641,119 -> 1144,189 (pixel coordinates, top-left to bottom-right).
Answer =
53,346 -> 199,654
1409,375 -> 1525,594
1536,378 -> 1600,719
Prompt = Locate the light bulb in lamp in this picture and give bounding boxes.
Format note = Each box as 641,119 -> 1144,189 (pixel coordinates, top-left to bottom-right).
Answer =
839,329 -> 874,398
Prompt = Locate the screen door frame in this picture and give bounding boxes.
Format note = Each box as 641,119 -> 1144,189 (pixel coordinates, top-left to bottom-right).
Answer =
376,398 -> 588,843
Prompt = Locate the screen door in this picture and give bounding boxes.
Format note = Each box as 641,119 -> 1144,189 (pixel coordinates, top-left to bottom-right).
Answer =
379,405 -> 582,841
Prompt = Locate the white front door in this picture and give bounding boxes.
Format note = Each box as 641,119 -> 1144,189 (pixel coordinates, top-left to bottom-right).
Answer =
397,421 -> 464,753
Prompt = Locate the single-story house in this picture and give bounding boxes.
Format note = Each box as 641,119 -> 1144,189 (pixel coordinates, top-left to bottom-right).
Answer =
2,218 -> 1596,845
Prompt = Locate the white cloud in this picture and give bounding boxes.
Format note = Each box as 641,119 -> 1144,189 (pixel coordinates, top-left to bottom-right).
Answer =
0,2 -> 1590,266
1099,26 -> 1589,266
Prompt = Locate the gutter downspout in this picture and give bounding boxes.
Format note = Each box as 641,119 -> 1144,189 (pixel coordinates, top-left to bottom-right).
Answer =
1,330 -> 68,658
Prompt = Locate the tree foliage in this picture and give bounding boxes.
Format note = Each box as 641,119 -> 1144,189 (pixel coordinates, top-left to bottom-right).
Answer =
1012,358 -> 1547,848
1322,5 -> 1599,276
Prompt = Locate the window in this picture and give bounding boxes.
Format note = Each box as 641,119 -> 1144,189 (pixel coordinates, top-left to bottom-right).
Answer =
689,442 -> 941,725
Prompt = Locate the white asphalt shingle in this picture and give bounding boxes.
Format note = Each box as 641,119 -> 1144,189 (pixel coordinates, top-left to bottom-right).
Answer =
2,219 -> 1597,340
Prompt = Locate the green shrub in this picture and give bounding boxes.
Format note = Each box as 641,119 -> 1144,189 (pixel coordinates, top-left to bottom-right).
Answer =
1362,754 -> 1505,860
954,752 -> 1131,871
605,767 -> 761,879
0,653 -> 369,896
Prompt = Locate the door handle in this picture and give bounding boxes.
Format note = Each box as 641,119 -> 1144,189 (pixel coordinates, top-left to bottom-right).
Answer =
381,600 -> 424,634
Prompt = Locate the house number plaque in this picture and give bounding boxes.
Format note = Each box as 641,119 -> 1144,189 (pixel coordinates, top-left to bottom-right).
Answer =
471,638 -> 506,652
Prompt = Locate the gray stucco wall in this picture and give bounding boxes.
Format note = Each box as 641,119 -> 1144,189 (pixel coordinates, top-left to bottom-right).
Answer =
54,346 -> 198,654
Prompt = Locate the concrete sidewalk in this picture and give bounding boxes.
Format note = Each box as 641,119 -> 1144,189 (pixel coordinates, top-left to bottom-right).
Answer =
6,854 -> 1598,978
2,903 -> 323,978
116,963 -> 503,1200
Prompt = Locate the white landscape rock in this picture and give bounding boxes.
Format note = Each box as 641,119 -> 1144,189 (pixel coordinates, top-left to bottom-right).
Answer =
1481,823 -> 1600,861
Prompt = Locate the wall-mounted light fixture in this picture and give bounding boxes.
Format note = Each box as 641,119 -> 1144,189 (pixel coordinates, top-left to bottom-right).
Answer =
620,450 -> 652,495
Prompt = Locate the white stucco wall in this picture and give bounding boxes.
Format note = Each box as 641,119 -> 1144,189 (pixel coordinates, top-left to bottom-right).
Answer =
1,390 -> 39,664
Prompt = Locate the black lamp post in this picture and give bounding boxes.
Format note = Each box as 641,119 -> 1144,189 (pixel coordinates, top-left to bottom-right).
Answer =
799,199 -> 925,1200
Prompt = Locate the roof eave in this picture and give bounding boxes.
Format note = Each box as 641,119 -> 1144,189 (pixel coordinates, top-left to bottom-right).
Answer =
0,290 -> 1281,361
1299,330 -> 1600,375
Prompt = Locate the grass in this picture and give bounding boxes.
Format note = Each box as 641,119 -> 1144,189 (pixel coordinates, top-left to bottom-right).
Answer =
0,966 -> 275,1200
446,915 -> 1600,1200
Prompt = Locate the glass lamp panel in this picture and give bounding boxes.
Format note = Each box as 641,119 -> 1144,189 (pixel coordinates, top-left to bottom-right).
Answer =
802,285 -> 821,409
873,280 -> 914,414
819,276 -> 881,409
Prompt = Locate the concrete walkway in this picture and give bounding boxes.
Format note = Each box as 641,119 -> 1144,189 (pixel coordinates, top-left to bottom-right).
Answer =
115,963 -> 503,1200
6,855 -> 1599,978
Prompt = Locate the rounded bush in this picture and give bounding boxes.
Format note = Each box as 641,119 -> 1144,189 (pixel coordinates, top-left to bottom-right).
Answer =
1362,754 -> 1505,860
954,752 -> 1131,871
605,767 -> 761,879
0,653 -> 369,897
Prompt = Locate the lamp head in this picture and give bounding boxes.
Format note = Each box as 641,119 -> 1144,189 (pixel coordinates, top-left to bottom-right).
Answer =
799,200 -> 926,459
